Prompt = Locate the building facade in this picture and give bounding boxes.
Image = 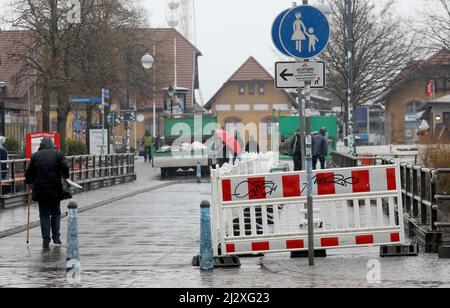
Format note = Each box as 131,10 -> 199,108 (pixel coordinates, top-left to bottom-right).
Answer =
204,57 -> 297,147
0,31 -> 38,150
0,28 -> 202,152
382,49 -> 450,144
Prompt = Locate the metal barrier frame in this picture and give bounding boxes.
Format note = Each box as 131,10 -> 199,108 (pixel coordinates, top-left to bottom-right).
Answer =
331,152 -> 450,252
212,164 -> 405,257
0,154 -> 136,209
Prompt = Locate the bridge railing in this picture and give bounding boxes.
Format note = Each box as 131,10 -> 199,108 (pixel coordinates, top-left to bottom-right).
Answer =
331,151 -> 450,252
0,153 -> 136,209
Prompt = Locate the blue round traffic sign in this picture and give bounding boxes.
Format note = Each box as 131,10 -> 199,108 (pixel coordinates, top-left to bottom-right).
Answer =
271,9 -> 290,57
278,5 -> 330,59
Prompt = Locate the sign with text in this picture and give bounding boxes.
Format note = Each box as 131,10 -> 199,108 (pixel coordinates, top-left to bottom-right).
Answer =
26,132 -> 61,159
88,128 -> 109,155
275,61 -> 326,89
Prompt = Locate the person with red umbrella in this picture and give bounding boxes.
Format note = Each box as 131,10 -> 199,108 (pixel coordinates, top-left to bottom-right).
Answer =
214,129 -> 242,167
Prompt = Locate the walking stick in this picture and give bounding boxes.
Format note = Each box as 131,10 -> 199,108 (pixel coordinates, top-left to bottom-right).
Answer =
26,186 -> 31,244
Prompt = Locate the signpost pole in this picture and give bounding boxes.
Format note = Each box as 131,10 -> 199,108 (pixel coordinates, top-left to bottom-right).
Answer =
101,89 -> 105,155
301,0 -> 315,268
346,0 -> 356,155
274,0 -> 330,266
303,80 -> 315,267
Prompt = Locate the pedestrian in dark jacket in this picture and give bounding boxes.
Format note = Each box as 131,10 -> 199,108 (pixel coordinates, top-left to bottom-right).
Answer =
288,129 -> 303,171
0,136 -> 8,180
312,128 -> 328,170
25,138 -> 70,249
245,136 -> 260,153
0,137 -> 9,195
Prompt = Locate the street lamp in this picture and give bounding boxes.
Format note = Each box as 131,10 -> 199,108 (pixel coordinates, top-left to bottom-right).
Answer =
141,53 -> 154,70
124,44 -> 152,153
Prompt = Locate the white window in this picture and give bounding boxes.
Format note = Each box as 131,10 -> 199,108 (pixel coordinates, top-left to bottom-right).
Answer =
254,104 -> 269,111
272,103 -> 289,111
215,104 -> 231,111
235,104 -> 250,111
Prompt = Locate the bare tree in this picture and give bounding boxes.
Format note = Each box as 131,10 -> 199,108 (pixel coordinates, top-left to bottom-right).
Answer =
321,0 -> 418,126
413,0 -> 450,51
7,0 -> 157,151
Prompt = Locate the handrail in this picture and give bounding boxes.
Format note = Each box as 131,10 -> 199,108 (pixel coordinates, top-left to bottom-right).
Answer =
331,151 -> 450,242
0,153 -> 136,208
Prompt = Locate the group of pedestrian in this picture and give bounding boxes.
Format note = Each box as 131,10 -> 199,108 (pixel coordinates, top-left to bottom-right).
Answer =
288,127 -> 328,171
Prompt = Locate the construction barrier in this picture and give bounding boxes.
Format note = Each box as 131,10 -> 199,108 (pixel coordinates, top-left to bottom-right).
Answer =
210,164 -> 405,256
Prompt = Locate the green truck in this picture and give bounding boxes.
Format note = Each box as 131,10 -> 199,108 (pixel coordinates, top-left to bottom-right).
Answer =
278,115 -> 338,161
153,114 -> 218,178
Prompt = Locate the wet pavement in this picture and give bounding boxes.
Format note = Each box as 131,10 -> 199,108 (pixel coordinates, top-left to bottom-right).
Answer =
0,159 -> 164,236
1,161 -> 450,288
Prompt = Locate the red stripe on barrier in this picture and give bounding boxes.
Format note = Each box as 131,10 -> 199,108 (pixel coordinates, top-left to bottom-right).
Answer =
252,241 -> 270,251
248,177 -> 267,200
386,168 -> 397,191
352,170 -> 371,193
321,237 -> 339,247
282,175 -> 301,197
317,172 -> 336,195
355,235 -> 374,245
286,239 -> 305,249
222,179 -> 232,202
390,233 -> 400,242
226,244 -> 236,253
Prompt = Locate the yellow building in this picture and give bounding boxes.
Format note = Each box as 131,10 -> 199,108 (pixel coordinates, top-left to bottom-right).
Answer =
204,56 -> 297,148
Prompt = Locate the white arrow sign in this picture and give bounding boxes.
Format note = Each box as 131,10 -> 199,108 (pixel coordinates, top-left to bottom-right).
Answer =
275,60 -> 326,89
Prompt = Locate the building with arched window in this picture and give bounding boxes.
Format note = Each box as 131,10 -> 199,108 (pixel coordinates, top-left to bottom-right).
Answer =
204,57 -> 297,148
381,49 -> 450,144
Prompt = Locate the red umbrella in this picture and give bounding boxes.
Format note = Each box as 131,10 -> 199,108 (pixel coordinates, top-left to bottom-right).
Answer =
216,129 -> 242,154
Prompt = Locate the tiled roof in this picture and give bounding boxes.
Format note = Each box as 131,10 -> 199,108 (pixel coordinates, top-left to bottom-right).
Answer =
380,49 -> 450,102
227,56 -> 273,82
0,30 -> 34,98
204,56 -> 296,110
0,28 -> 201,110
134,28 -> 202,111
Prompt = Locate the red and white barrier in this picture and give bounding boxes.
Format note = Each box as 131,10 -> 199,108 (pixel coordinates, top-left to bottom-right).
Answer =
210,165 -> 405,257
221,166 -> 398,203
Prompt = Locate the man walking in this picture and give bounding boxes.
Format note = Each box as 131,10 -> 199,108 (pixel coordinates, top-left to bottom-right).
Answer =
289,129 -> 303,171
25,138 -> 70,249
142,130 -> 153,163
312,128 -> 328,170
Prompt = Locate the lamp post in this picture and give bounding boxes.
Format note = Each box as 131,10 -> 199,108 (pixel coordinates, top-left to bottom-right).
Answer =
345,0 -> 356,154
167,86 -> 175,115
124,47 -> 154,153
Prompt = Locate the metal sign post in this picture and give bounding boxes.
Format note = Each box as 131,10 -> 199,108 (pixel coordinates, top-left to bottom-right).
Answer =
302,80 -> 314,266
272,0 -> 330,266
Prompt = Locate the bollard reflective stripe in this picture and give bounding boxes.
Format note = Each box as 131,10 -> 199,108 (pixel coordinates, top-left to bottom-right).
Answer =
200,200 -> 214,270
66,201 -> 80,264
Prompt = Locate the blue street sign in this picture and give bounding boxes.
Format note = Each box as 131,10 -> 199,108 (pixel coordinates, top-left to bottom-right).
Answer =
272,9 -> 290,57
71,97 -> 102,104
103,89 -> 110,99
278,5 -> 330,59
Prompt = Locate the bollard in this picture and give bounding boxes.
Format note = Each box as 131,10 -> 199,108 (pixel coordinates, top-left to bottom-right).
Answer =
200,200 -> 214,270
66,201 -> 80,266
196,162 -> 202,183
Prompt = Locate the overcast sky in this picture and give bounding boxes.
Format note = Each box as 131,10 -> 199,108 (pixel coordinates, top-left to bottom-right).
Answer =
145,0 -> 426,104
0,0 -> 427,103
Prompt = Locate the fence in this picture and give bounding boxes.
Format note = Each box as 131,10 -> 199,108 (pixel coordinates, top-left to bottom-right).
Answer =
331,151 -> 450,252
0,154 -> 136,209
211,161 -> 405,257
